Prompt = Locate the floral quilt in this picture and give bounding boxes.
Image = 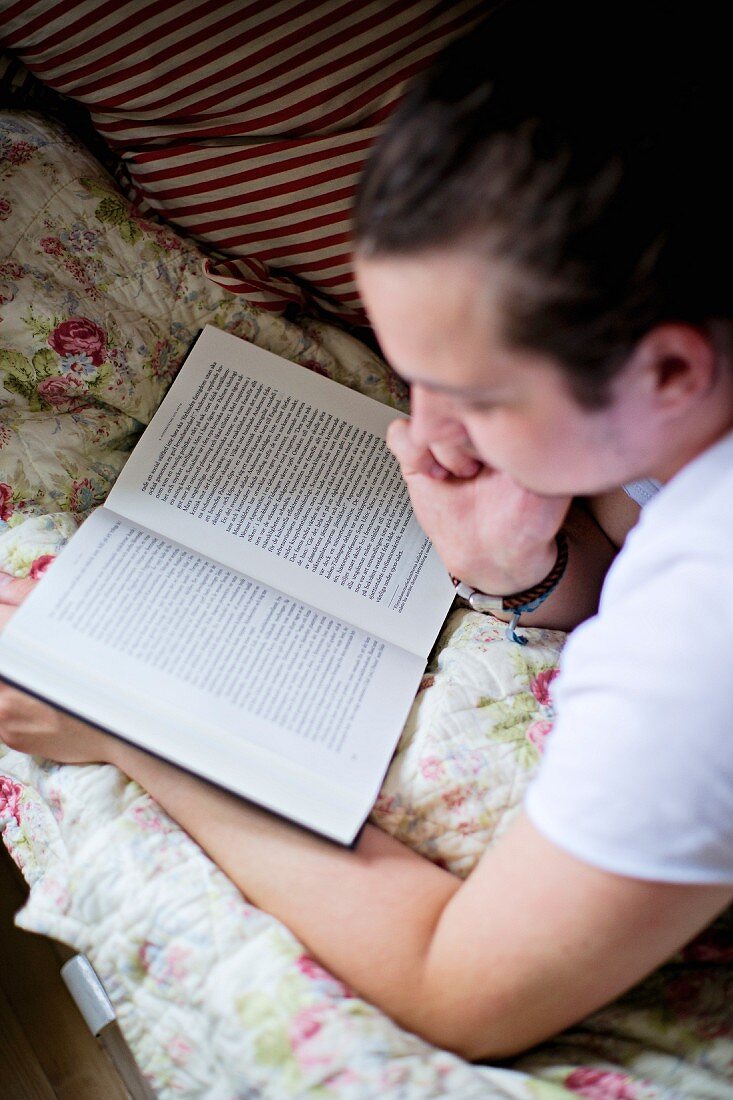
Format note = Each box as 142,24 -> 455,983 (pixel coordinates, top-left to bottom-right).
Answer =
1,112 -> 732,1099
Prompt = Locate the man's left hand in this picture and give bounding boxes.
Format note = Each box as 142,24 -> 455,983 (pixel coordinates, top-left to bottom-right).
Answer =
0,575 -> 116,765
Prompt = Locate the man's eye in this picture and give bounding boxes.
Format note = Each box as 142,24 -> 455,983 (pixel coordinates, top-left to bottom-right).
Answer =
462,397 -> 497,412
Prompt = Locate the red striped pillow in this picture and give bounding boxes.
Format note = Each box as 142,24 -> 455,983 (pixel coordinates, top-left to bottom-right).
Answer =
1,0 -> 488,320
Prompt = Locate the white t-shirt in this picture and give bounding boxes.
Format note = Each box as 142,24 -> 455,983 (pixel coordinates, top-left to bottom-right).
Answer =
525,429 -> 733,884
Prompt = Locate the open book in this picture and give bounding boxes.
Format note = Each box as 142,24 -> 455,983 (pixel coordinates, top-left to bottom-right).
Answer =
0,326 -> 455,844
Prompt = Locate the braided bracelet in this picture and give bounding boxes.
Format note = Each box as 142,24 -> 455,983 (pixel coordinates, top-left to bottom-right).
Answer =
451,529 -> 569,645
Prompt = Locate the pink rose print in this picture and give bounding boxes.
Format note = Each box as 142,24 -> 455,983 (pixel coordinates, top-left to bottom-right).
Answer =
288,1004 -> 329,1065
132,803 -> 174,834
48,317 -> 108,366
526,718 -> 553,752
0,197 -> 11,221
373,791 -> 398,815
420,755 -> 445,781
300,358 -> 331,379
297,955 -> 331,981
0,482 -> 14,522
41,236 -> 65,257
530,667 -> 559,706
0,777 -> 23,825
165,1035 -> 192,1063
37,373 -> 89,409
7,140 -> 35,165
441,786 -> 467,810
29,554 -> 56,580
565,1067 -> 639,1099
0,261 -> 24,280
296,954 -> 352,997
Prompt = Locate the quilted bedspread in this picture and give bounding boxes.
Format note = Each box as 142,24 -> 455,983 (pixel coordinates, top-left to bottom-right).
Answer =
1,112 -> 732,1099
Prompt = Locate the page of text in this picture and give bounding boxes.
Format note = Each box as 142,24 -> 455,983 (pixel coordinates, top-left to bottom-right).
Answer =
0,510 -> 425,843
107,326 -> 454,654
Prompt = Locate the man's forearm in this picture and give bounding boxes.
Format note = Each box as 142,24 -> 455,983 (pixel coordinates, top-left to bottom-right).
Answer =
112,744 -> 462,1040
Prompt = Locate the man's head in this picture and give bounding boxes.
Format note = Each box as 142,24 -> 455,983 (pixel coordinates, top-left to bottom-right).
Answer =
354,1 -> 732,493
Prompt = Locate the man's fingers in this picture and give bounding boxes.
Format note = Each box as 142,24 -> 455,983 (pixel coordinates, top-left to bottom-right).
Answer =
0,577 -> 38,606
386,419 -> 449,479
0,604 -> 16,631
387,419 -> 482,480
0,577 -> 37,632
430,441 -> 482,479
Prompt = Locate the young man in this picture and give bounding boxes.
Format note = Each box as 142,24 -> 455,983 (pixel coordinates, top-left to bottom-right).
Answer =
1,0 -> 732,1061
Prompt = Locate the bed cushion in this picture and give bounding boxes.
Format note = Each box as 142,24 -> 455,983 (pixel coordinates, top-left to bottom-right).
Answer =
0,0 -> 488,320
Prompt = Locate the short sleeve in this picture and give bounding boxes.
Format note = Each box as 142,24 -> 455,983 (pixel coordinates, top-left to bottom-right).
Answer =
524,555 -> 733,884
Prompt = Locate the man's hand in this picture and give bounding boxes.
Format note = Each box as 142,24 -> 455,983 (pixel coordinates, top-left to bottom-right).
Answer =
0,683 -> 116,764
0,574 -> 117,765
0,575 -> 38,630
387,418 -> 571,594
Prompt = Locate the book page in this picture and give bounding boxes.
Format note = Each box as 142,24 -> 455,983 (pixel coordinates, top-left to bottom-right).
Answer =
106,326 -> 454,655
0,509 -> 425,844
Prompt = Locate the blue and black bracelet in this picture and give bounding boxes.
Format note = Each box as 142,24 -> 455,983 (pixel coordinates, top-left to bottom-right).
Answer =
451,529 -> 569,645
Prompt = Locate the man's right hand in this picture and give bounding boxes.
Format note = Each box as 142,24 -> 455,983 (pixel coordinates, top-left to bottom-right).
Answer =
386,418 -> 571,596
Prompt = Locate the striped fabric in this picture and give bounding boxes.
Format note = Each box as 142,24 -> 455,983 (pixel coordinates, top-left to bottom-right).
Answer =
1,0 -> 489,319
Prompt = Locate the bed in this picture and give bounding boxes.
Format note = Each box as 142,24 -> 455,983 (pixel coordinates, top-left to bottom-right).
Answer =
1,12 -> 732,1098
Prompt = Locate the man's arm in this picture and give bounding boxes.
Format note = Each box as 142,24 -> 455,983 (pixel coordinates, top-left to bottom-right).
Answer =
0,685 -> 730,1059
73,739 -> 733,1060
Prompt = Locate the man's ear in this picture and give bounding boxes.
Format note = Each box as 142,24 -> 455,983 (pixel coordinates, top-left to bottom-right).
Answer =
630,323 -> 717,415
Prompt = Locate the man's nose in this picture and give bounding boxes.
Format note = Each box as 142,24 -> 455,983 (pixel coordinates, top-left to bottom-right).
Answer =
409,384 -> 468,449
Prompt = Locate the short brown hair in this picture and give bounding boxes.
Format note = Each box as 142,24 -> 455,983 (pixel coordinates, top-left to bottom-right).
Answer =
354,0 -> 731,407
